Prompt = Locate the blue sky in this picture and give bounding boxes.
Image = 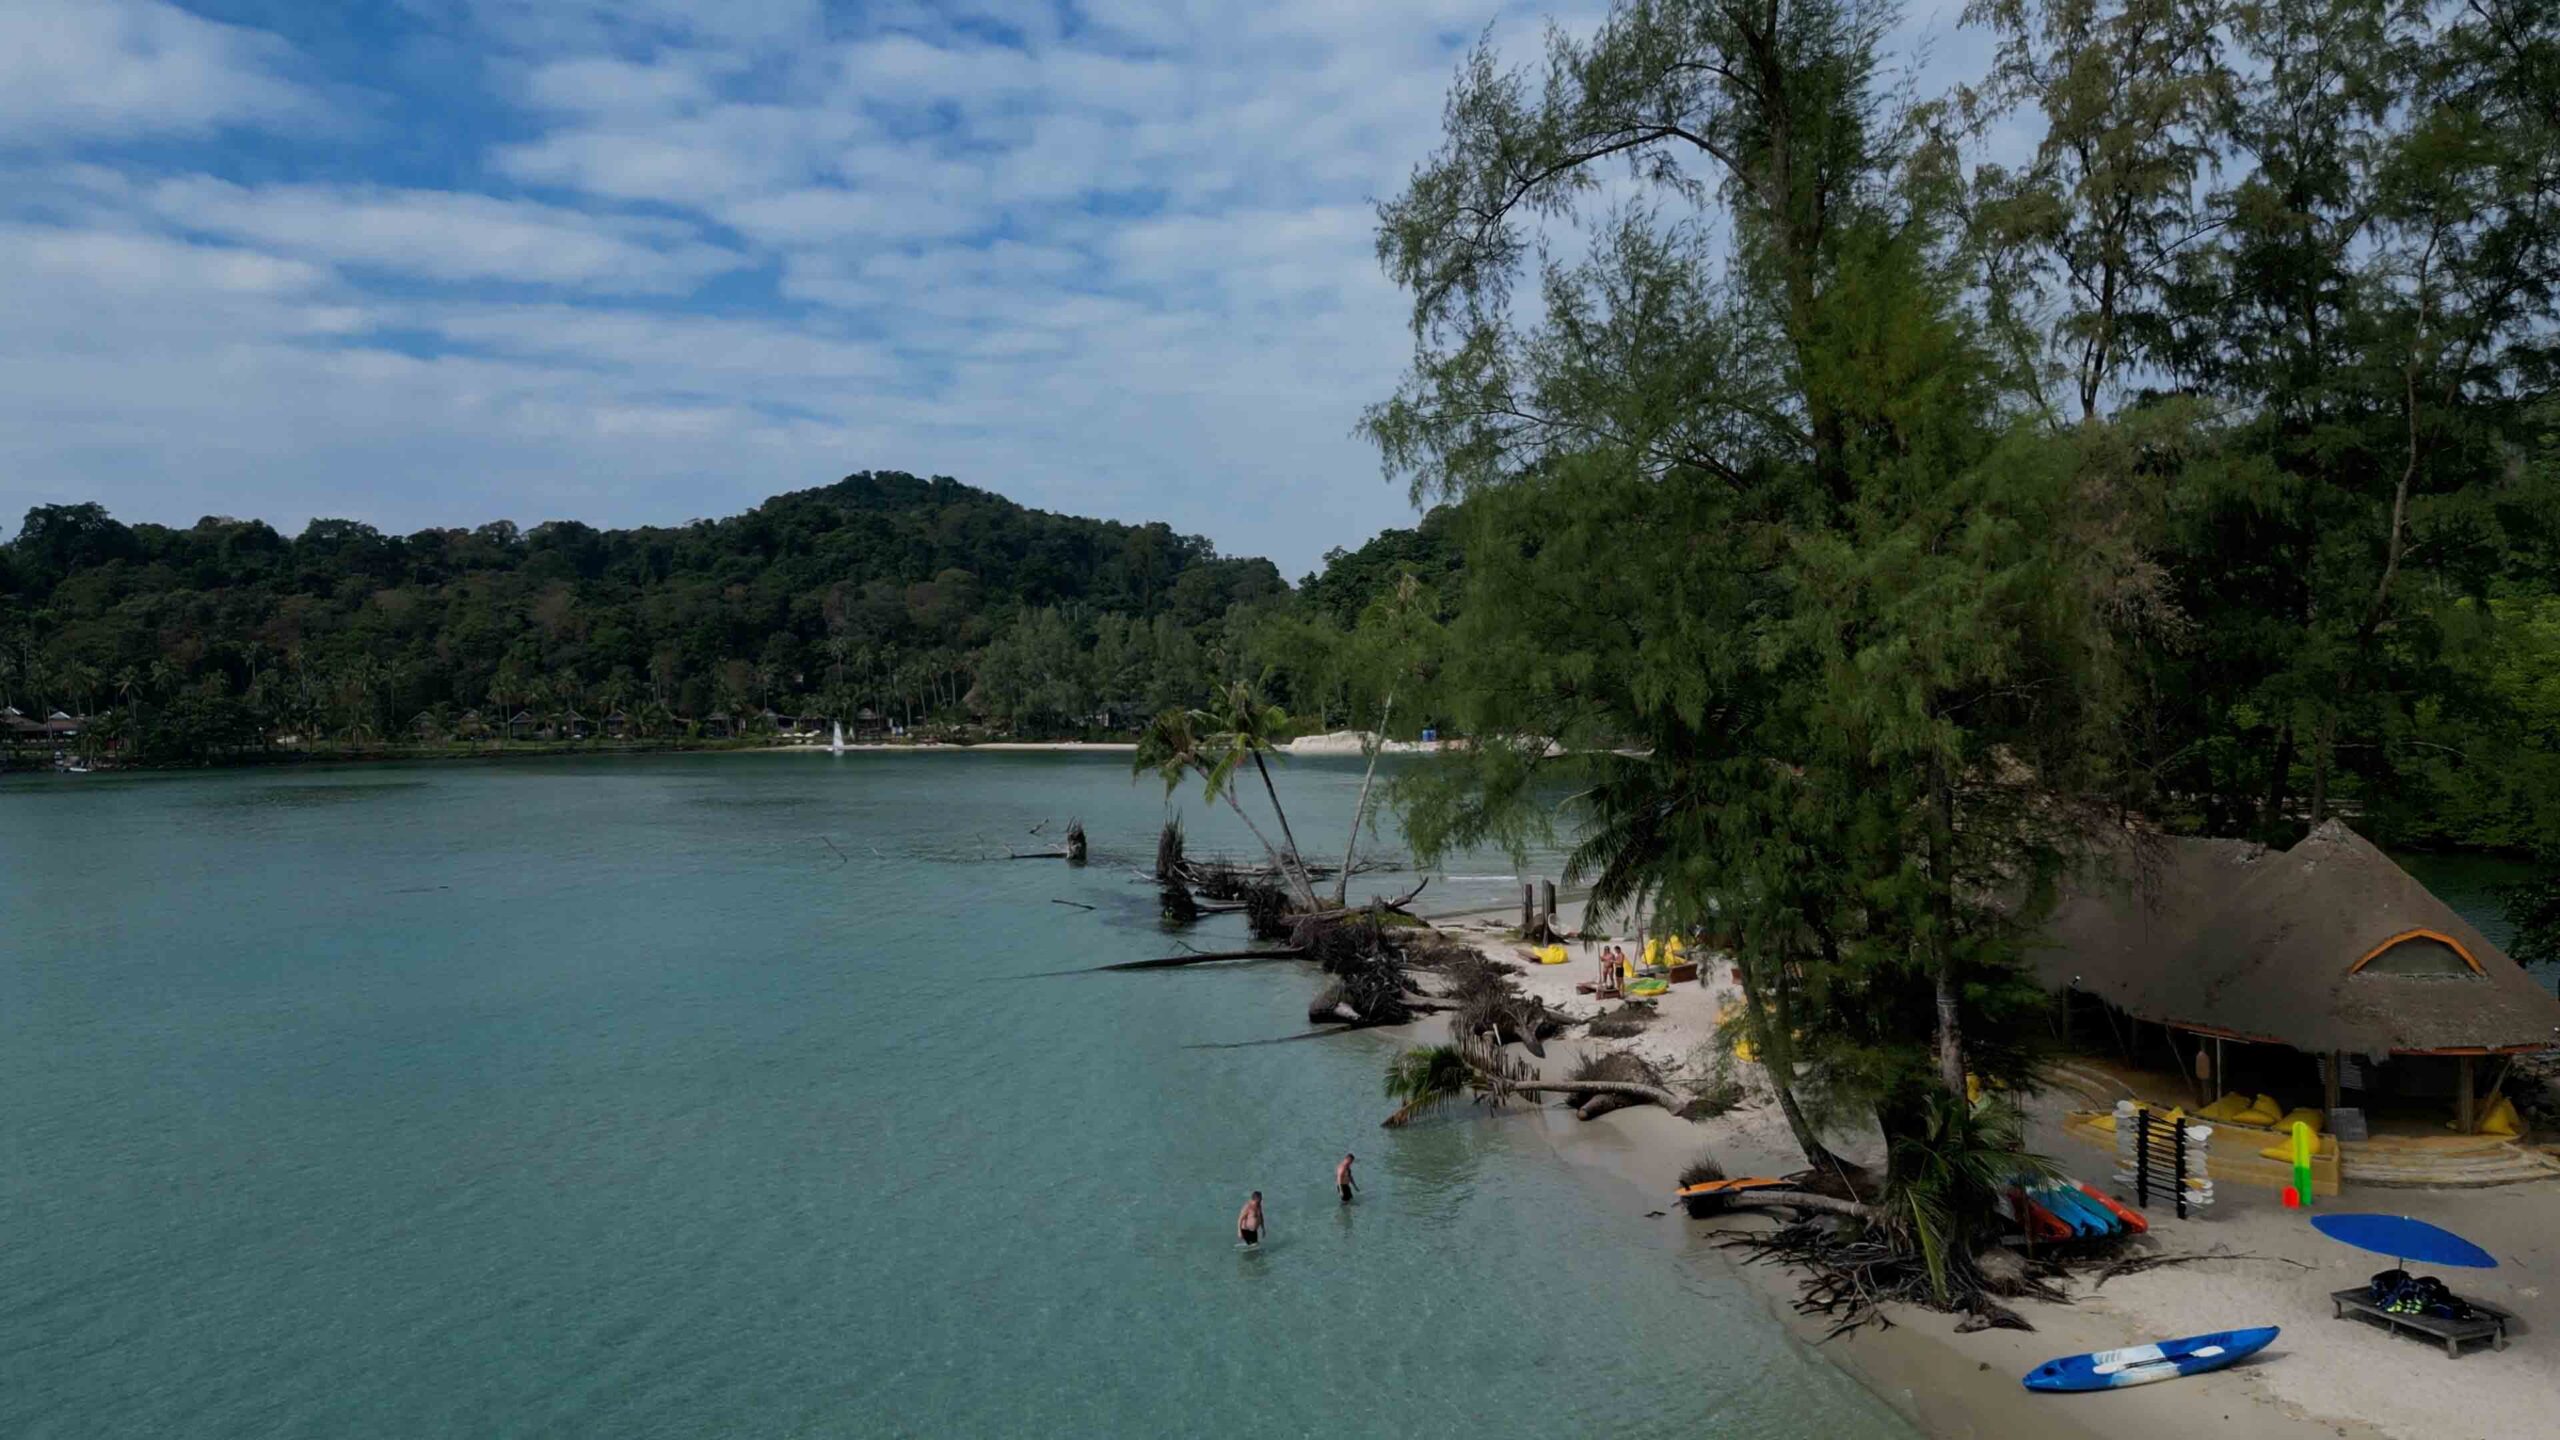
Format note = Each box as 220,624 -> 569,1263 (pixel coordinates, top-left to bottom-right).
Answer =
1,0 -> 1985,577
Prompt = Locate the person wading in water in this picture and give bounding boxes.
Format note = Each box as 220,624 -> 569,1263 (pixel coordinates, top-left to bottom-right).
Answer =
1237,1191 -> 1264,1247
1335,1153 -> 1359,1204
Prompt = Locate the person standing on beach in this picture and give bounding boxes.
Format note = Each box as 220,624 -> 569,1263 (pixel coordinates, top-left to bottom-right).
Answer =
1237,1191 -> 1264,1247
1335,1153 -> 1359,1204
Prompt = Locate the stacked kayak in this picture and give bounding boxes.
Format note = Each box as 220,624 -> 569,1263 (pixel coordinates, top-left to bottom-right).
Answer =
2004,1177 -> 2149,1242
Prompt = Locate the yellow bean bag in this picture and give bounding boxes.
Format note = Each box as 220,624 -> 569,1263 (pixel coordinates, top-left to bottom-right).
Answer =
2478,1096 -> 2522,1138
1534,944 -> 1569,965
2258,1134 -> 2335,1163
2277,1107 -> 2325,1136
2232,1093 -> 2283,1127
1641,938 -> 1661,970
2197,1094 -> 2254,1122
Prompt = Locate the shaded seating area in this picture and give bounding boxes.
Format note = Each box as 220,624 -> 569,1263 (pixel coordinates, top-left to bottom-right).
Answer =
2037,822 -> 2560,1188
2330,1289 -> 2513,1358
2317,1214 -> 2514,1359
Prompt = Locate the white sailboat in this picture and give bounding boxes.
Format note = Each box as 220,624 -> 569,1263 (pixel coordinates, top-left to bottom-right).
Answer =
829,719 -> 846,756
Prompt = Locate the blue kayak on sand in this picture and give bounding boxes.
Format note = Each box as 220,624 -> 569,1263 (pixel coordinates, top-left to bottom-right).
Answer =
2022,1327 -> 2278,1392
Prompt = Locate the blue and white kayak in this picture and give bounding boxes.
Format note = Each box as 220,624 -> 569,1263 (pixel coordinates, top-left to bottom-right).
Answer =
2022,1327 -> 2278,1392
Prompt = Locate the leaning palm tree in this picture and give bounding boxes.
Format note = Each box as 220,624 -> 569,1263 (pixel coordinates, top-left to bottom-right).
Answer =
1134,702 -> 1318,908
1201,680 -> 1313,890
1885,1092 -> 2050,1304
1381,1044 -> 1470,1127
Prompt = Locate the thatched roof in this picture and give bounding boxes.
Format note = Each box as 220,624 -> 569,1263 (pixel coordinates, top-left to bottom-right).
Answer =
2037,820 -> 2560,1056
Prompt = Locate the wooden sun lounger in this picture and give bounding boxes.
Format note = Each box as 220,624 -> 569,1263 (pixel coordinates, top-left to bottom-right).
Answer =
2330,1288 -> 2513,1357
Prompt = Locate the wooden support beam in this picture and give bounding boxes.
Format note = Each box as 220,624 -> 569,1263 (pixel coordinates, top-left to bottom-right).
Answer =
2325,1050 -> 2343,1116
2457,1055 -> 2476,1135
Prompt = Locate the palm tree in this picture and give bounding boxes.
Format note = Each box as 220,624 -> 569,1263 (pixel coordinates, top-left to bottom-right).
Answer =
1201,681 -> 1313,894
1381,1045 -> 1470,1127
60,660 -> 101,716
1885,1094 -> 2050,1303
114,666 -> 145,739
1134,699 -> 1318,908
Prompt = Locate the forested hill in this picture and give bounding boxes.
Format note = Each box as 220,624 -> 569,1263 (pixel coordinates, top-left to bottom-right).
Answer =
0,472 -> 1310,755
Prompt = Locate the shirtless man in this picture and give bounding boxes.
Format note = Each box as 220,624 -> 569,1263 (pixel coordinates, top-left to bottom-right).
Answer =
1237,1191 -> 1264,1247
1335,1152 -> 1359,1204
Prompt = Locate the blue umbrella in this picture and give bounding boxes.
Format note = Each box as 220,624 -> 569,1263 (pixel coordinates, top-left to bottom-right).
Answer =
2311,1213 -> 2499,1270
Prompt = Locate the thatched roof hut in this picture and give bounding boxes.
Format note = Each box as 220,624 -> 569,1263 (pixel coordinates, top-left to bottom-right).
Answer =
2040,821 -> 2559,1059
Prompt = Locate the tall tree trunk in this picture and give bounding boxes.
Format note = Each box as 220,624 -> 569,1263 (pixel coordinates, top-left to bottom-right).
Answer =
2308,712 -> 2335,826
1334,690 -> 1394,907
2260,721 -> 2295,839
1737,944 -> 1844,1174
1927,766 -> 1966,1097
1219,785 -> 1317,909
1248,749 -> 1314,896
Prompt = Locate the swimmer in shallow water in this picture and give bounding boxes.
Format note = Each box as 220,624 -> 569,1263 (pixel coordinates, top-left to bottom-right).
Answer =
1237,1190 -> 1264,1246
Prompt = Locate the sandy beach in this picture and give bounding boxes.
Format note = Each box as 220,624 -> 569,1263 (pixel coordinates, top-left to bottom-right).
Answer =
1397,898 -> 2555,1440
757,740 -> 1138,753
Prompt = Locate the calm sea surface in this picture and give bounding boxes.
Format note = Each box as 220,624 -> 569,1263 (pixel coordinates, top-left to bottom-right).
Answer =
0,753 -> 1917,1439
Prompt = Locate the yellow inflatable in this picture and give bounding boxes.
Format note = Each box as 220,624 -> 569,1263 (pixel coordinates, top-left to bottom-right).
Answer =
2477,1095 -> 2522,1137
1534,944 -> 1570,965
1662,935 -> 1687,966
1641,938 -> 1661,970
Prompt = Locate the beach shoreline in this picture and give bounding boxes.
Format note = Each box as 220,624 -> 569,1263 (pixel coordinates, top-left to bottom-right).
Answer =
753,740 -> 1139,753
1388,899 -> 2550,1440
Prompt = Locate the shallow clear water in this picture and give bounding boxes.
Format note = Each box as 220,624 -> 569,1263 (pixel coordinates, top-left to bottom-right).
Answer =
0,754 -> 1915,1439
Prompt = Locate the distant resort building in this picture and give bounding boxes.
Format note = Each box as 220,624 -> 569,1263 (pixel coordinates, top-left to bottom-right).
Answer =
3,705 -> 84,746
2040,820 -> 2560,1140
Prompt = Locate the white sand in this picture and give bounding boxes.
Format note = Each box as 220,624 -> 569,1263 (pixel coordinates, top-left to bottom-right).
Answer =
1279,730 -> 1443,757
757,740 -> 1137,753
1413,901 -> 2556,1440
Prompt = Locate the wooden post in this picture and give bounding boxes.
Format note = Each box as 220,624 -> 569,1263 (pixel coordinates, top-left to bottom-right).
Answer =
2213,1037 -> 2226,1104
2325,1050 -> 2343,1117
1541,880 -> 1557,931
2457,1055 -> 2476,1135
1521,883 -> 1534,935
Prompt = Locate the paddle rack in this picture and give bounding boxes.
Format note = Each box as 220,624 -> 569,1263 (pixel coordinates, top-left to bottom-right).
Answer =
2116,1101 -> 2215,1216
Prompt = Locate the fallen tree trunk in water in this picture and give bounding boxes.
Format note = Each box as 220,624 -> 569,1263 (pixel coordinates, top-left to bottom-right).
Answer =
1096,946 -> 1304,971
1496,1078 -> 1682,1109
1712,1189 -> 1880,1222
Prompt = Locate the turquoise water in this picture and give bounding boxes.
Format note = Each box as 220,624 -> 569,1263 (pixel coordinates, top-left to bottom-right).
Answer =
0,754 -> 1916,1438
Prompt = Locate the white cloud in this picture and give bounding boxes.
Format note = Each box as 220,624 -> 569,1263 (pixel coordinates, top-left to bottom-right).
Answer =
419,303 -> 900,392
25,0 -> 2013,571
140,179 -> 745,291
520,55 -> 722,117
717,186 -> 991,245
0,0 -> 314,144
496,103 -> 870,204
